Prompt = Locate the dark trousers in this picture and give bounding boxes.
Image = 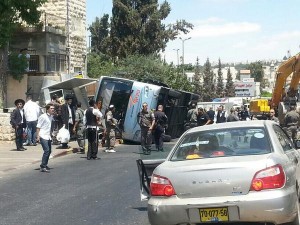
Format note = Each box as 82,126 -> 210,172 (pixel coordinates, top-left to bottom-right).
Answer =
40,138 -> 52,168
154,125 -> 164,150
87,128 -> 98,159
15,126 -> 24,150
141,127 -> 152,152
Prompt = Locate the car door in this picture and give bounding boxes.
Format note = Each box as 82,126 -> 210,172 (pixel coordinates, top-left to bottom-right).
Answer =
136,159 -> 165,201
273,124 -> 300,186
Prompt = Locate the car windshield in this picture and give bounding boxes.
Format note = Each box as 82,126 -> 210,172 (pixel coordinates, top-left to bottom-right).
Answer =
171,127 -> 271,161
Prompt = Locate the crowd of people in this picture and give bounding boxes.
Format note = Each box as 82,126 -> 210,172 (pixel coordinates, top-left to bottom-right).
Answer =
184,102 -> 300,142
10,94 -> 121,172
10,94 -> 299,171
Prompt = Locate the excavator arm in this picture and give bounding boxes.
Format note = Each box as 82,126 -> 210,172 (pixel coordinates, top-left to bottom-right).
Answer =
271,53 -> 300,108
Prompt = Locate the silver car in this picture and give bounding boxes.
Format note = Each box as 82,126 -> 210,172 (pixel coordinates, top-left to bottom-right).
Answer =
137,120 -> 300,225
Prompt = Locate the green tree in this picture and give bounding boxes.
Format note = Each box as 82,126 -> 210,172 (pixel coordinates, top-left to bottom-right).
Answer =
88,15 -> 111,55
193,57 -> 202,96
246,61 -> 265,91
216,58 -> 224,97
247,61 -> 264,83
0,0 -> 45,48
225,67 -> 235,97
109,0 -> 193,59
236,70 -> 241,81
0,0 -> 45,107
202,58 -> 215,101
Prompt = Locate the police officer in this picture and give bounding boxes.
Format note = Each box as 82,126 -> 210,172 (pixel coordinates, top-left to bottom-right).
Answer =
154,105 -> 168,152
105,105 -> 117,153
186,103 -> 198,129
284,105 -> 299,140
137,102 -> 155,155
73,102 -> 85,154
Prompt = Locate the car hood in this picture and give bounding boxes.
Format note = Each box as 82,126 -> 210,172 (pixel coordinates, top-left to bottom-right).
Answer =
154,154 -> 275,198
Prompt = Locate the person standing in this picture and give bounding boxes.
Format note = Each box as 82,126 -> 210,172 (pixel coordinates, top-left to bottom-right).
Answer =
73,102 -> 85,154
154,105 -> 168,152
269,109 -> 279,123
36,104 -> 55,172
137,102 -> 155,155
23,94 -> 40,146
60,95 -> 75,149
10,99 -> 27,151
50,94 -> 62,145
84,99 -> 103,160
215,105 -> 227,123
284,105 -> 299,141
197,107 -> 211,126
104,105 -> 117,153
207,107 -> 215,124
186,103 -> 198,129
226,108 -> 239,122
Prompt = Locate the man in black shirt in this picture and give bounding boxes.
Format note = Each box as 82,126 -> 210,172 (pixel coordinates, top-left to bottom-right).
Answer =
154,105 -> 168,152
197,108 -> 211,126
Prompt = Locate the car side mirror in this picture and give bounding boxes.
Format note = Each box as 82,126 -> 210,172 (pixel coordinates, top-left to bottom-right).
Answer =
295,140 -> 300,149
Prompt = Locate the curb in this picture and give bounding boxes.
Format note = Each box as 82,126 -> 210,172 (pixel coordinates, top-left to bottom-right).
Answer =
0,147 -> 78,174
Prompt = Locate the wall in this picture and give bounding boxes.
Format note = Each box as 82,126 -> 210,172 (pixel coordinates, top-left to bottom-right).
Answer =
0,112 -> 15,144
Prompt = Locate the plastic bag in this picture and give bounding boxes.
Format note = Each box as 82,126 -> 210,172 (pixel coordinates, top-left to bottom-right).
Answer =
57,127 -> 70,143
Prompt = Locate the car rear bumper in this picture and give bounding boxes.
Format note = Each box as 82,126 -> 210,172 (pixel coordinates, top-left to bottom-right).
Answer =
148,187 -> 298,225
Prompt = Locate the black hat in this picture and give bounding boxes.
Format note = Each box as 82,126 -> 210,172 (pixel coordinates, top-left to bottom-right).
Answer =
64,94 -> 73,100
14,99 -> 25,106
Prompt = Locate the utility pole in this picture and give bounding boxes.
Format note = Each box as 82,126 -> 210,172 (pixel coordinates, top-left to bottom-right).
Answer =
179,37 -> 191,76
66,0 -> 70,75
173,48 -> 180,67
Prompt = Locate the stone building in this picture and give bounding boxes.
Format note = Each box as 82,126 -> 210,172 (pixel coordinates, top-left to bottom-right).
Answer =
39,0 -> 87,75
0,0 -> 87,143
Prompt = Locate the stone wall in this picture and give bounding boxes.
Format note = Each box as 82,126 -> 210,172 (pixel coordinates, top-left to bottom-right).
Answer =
0,112 -> 15,144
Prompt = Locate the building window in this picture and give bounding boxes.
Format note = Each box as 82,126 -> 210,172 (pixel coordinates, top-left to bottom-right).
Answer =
46,53 -> 66,72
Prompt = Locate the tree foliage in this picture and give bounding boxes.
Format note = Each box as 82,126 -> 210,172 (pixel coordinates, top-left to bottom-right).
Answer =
0,0 -> 45,48
8,53 -> 28,82
202,58 -> 215,101
225,67 -> 235,97
193,57 -> 202,96
87,54 -> 192,91
89,0 -> 193,60
246,61 -> 264,82
216,58 -> 224,97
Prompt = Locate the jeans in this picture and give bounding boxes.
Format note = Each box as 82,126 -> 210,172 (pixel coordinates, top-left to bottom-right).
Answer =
40,138 -> 52,168
27,120 -> 37,144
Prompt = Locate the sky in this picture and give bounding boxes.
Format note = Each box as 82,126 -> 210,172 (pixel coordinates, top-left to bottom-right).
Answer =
86,0 -> 300,65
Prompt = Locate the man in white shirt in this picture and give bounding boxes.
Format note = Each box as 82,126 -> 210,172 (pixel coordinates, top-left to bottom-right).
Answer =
84,99 -> 103,160
36,104 -> 55,172
24,95 -> 41,146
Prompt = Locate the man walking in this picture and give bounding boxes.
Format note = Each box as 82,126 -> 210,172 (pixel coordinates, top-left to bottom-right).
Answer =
154,105 -> 168,152
137,102 -> 155,155
85,99 -> 103,160
10,99 -> 27,151
24,94 -> 40,146
36,104 -> 55,172
73,102 -> 85,154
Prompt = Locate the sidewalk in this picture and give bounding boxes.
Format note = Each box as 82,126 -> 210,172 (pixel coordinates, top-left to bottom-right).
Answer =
0,141 -> 80,174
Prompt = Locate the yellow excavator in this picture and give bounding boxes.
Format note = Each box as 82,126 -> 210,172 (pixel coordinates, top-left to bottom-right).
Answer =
250,53 -> 300,124
271,53 -> 300,125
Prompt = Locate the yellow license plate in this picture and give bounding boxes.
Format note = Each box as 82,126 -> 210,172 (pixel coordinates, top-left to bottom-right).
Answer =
199,207 -> 229,222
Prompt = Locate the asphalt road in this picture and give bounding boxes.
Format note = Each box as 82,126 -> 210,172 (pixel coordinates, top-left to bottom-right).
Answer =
0,142 -> 175,225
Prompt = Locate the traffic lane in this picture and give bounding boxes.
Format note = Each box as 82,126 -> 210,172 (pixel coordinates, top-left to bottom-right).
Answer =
0,144 -> 151,225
